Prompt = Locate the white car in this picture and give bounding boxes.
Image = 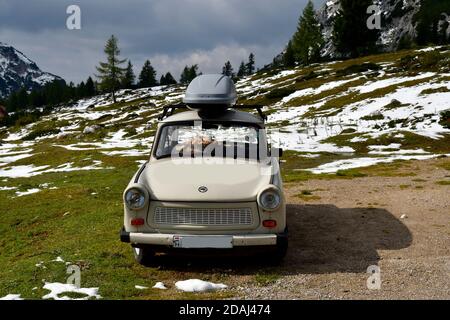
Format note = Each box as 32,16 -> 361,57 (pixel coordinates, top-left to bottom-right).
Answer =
120,74 -> 287,265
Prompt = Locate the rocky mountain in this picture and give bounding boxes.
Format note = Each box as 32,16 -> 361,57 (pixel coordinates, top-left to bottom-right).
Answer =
317,0 -> 448,58
0,42 -> 62,98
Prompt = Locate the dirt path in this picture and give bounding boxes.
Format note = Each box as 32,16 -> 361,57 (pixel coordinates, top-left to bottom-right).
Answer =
233,159 -> 450,299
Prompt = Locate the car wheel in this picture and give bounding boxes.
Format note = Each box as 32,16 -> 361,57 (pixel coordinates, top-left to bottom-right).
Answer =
132,246 -> 155,266
267,232 -> 288,265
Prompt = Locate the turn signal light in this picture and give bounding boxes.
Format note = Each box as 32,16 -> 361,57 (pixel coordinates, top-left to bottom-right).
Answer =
131,218 -> 145,226
263,220 -> 277,228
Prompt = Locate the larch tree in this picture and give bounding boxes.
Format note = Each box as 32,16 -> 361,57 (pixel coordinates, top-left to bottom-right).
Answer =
95,35 -> 127,103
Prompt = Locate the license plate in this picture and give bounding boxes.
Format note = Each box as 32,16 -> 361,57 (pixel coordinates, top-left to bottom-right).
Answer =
172,235 -> 233,249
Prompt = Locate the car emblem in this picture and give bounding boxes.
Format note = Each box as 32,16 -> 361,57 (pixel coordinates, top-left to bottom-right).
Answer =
198,186 -> 208,193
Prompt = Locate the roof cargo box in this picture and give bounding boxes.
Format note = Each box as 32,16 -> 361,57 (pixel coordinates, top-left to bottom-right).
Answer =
183,74 -> 237,109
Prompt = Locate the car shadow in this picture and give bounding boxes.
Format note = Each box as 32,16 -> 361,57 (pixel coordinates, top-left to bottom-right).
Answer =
149,204 -> 412,275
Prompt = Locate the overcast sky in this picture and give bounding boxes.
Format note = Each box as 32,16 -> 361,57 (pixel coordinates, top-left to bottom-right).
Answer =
0,0 -> 325,83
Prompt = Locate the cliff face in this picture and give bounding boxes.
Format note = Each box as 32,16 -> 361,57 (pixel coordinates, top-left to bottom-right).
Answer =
0,42 -> 62,98
317,0 -> 423,58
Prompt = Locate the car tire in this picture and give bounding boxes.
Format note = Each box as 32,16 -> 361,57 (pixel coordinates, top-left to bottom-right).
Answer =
267,230 -> 288,265
132,246 -> 155,266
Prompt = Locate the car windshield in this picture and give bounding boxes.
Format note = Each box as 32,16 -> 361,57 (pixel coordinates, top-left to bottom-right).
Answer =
154,122 -> 266,160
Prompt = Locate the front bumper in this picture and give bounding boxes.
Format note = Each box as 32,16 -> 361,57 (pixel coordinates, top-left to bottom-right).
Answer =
120,227 -> 287,247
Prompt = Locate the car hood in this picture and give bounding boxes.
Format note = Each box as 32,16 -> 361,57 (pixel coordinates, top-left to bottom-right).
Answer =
140,158 -> 272,202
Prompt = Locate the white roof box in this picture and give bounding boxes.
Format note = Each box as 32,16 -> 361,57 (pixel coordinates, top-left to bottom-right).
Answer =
183,74 -> 237,108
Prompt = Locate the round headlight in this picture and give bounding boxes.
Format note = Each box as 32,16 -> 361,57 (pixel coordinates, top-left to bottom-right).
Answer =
259,188 -> 281,211
125,188 -> 146,210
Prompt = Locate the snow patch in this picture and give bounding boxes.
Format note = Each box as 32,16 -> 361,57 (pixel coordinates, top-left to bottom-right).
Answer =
135,285 -> 148,290
15,188 -> 40,197
152,282 -> 167,290
306,154 -> 444,174
0,294 -> 23,300
175,279 -> 227,292
42,282 -> 101,300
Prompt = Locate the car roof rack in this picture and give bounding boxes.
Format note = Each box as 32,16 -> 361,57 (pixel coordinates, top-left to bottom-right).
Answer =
157,103 -> 188,120
158,103 -> 267,121
233,105 -> 267,121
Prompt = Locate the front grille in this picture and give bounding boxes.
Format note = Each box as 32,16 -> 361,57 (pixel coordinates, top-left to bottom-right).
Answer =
154,207 -> 253,226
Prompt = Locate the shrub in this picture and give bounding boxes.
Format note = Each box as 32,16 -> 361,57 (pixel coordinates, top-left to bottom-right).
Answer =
295,71 -> 318,82
361,112 -> 384,121
440,110 -> 450,129
336,62 -> 382,76
420,87 -> 450,95
23,128 -> 60,140
383,99 -> 405,110
265,87 -> 297,100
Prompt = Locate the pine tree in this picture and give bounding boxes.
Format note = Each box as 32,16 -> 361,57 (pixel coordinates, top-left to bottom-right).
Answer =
77,81 -> 86,98
16,88 -> 29,110
160,74 -> 166,85
332,0 -> 379,58
7,92 -> 19,112
189,65 -> 200,81
180,66 -> 190,84
222,61 -> 234,77
95,35 -> 127,103
246,53 -> 255,75
180,65 -> 200,84
237,61 -> 247,78
122,61 -> 136,89
28,90 -> 44,108
291,1 -> 323,65
138,60 -> 158,88
85,77 -> 96,97
163,72 -> 177,85
283,41 -> 296,67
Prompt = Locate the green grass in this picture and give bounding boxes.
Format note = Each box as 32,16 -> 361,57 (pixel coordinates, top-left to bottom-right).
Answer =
254,272 -> 280,286
0,157 -> 233,300
420,86 -> 450,95
436,180 -> 450,186
323,131 -> 450,154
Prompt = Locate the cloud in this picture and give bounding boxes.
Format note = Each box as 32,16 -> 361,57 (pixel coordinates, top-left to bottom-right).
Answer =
0,0 -> 325,82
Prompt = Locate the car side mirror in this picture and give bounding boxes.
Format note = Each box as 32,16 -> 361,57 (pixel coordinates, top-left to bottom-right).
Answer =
272,147 -> 283,158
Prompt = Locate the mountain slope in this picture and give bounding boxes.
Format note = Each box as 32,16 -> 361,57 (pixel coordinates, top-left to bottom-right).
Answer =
0,42 -> 62,98
0,46 -> 449,180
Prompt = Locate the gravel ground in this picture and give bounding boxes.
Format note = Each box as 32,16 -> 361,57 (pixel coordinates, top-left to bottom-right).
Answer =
232,158 -> 450,299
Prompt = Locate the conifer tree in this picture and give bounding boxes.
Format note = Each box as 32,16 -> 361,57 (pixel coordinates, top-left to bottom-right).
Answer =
246,53 -> 255,75
291,1 -> 323,65
237,61 -> 247,78
163,72 -> 177,85
95,35 -> 127,103
122,61 -> 136,89
160,74 -> 166,85
138,60 -> 158,88
180,65 -> 200,84
332,0 -> 379,57
222,61 -> 234,77
283,41 -> 296,67
85,77 -> 96,97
